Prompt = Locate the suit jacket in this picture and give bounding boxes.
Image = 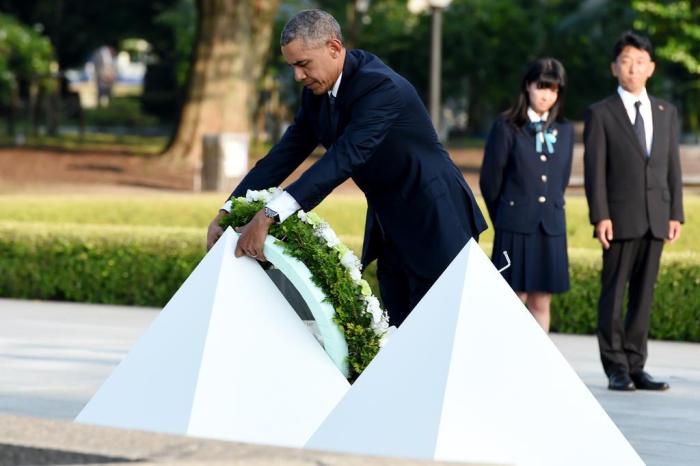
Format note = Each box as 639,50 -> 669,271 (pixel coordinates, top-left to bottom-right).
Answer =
583,94 -> 684,240
480,117 -> 574,235
231,49 -> 487,280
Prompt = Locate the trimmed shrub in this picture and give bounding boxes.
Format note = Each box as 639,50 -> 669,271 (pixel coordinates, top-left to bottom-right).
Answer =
0,222 -> 204,306
1,222 -> 698,342
550,248 -> 700,342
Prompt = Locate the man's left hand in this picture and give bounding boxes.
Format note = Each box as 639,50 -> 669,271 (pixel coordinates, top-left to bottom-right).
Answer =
667,220 -> 682,243
234,210 -> 275,261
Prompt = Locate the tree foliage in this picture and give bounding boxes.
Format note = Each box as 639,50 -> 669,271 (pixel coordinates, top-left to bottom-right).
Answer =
0,13 -> 55,105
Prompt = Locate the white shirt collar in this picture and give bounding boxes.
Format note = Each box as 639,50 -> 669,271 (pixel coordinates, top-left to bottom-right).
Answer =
527,107 -> 549,123
328,72 -> 342,98
617,85 -> 650,108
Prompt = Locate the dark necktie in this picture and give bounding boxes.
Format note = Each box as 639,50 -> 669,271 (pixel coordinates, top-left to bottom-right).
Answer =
328,93 -> 339,138
634,101 -> 649,157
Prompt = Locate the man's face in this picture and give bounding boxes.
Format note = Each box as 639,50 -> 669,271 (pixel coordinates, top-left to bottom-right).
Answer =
611,46 -> 655,95
281,38 -> 343,95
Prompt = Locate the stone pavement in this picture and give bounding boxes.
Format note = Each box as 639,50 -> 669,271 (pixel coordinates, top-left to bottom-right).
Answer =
0,298 -> 698,465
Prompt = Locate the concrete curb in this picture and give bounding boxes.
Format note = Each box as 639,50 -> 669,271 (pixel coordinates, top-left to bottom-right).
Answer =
0,415 -> 502,466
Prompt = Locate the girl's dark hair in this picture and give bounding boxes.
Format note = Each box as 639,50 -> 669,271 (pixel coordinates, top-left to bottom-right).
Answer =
504,58 -> 567,129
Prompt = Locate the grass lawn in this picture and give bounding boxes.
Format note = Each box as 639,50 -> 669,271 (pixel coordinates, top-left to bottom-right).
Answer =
0,192 -> 697,255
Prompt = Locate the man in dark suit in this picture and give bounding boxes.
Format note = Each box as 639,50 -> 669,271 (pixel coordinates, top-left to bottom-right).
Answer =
207,9 -> 487,326
584,31 -> 684,391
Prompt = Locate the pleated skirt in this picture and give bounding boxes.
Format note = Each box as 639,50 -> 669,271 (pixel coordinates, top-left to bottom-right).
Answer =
491,224 -> 570,294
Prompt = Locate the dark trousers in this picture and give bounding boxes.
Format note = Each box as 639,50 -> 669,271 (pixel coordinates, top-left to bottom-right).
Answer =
597,234 -> 664,376
376,240 -> 435,327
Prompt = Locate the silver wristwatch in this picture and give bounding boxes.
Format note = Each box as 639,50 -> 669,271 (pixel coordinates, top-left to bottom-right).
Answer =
263,206 -> 280,223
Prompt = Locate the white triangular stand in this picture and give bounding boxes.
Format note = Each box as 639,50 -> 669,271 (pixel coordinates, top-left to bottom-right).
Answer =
76,228 -> 349,448
306,239 -> 643,465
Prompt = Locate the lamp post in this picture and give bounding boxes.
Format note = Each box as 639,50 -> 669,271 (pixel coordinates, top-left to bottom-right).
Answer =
409,0 -> 452,135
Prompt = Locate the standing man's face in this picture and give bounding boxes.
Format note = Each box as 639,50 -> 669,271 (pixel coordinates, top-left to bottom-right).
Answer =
282,38 -> 344,95
611,46 -> 655,95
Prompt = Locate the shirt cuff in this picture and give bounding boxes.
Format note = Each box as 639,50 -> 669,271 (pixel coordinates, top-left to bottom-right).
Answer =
267,190 -> 301,222
220,200 -> 232,213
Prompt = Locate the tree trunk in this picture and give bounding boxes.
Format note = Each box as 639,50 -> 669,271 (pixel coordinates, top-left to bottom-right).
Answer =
162,0 -> 279,163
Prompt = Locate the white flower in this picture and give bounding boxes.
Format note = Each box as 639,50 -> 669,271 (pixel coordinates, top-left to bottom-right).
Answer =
365,295 -> 385,324
340,250 -> 361,271
245,188 -> 279,203
297,210 -> 308,222
318,225 -> 340,248
349,268 -> 362,282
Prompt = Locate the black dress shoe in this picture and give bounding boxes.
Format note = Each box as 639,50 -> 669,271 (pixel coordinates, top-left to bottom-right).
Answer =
630,371 -> 670,391
608,372 -> 635,391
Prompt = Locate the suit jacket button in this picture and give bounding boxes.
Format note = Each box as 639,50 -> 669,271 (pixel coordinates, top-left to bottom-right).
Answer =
541,175 -> 547,182
509,201 -> 515,206
538,196 -> 546,203
540,154 -> 547,162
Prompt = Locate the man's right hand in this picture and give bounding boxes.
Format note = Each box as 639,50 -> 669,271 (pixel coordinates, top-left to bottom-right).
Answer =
595,219 -> 614,250
207,211 -> 228,251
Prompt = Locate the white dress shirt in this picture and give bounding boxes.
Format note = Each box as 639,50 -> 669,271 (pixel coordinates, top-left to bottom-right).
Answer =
617,85 -> 653,154
222,73 -> 344,221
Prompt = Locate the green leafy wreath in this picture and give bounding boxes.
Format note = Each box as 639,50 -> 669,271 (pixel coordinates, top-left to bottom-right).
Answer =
220,188 -> 388,381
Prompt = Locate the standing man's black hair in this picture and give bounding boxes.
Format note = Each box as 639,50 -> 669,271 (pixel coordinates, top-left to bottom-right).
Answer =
612,31 -> 654,61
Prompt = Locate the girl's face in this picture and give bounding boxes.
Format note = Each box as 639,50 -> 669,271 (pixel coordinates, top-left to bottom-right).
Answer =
527,81 -> 559,116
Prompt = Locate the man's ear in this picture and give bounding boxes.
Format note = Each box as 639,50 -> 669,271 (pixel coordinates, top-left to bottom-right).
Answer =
610,62 -> 618,78
648,60 -> 656,78
327,38 -> 343,57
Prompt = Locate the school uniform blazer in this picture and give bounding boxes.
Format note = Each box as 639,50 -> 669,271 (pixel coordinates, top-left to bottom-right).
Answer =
231,49 -> 487,280
583,94 -> 684,240
480,117 -> 574,235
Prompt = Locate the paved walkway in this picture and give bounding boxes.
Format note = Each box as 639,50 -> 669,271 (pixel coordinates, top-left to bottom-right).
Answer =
0,298 -> 698,465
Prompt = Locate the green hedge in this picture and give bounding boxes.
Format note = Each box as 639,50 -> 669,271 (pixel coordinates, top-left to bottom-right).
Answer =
551,248 -> 700,341
1,222 -> 698,342
0,222 -> 204,306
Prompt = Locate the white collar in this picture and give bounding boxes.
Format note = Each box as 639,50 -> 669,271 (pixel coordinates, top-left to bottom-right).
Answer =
527,107 -> 549,123
328,72 -> 342,98
617,85 -> 650,108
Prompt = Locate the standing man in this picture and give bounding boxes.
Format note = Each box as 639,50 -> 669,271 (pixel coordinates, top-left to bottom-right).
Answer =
584,31 -> 684,391
207,9 -> 487,326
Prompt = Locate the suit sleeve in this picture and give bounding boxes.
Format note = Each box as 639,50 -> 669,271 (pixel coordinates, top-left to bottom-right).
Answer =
667,105 -> 685,222
285,76 -> 403,211
230,101 -> 318,199
479,118 -> 513,221
583,106 -> 609,224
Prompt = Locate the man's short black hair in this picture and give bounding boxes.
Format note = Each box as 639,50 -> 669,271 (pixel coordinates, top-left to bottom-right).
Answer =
613,31 -> 654,61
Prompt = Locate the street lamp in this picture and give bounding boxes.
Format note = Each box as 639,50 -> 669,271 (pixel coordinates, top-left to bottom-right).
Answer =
409,0 -> 452,135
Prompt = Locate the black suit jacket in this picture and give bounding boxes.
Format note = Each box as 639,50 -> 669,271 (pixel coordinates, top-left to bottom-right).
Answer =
231,49 -> 487,280
480,117 -> 574,235
583,94 -> 684,240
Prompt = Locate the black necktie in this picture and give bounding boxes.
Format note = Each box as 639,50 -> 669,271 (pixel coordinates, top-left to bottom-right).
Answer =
634,101 -> 649,157
328,94 -> 338,138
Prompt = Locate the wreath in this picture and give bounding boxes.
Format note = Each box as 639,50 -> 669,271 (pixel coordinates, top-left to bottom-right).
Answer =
220,188 -> 389,381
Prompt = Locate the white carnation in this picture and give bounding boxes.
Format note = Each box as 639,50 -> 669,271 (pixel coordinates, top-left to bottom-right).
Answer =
318,225 -> 340,248
349,268 -> 362,282
365,296 -> 383,324
297,210 -> 308,222
340,250 -> 361,271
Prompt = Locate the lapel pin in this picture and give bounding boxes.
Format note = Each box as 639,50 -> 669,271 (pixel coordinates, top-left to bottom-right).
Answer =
659,104 -> 664,111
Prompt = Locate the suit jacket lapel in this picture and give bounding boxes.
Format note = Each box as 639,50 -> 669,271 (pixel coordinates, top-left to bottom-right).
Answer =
649,96 -> 664,159
609,94 -> 648,161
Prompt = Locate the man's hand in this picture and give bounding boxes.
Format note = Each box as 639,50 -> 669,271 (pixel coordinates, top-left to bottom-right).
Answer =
596,219 -> 614,250
207,210 -> 228,251
667,220 -> 682,243
234,210 -> 274,261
